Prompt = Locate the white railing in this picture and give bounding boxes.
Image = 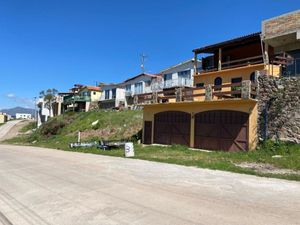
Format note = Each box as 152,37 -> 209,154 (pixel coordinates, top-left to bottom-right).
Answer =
151,78 -> 193,90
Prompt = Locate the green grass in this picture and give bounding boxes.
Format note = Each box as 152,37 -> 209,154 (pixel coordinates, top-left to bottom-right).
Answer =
3,110 -> 300,181
19,121 -> 36,133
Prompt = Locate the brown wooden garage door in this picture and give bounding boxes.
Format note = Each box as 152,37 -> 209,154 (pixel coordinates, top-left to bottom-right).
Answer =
194,110 -> 249,151
154,111 -> 190,146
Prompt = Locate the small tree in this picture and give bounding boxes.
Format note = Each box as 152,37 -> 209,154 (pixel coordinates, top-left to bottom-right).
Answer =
39,88 -> 58,117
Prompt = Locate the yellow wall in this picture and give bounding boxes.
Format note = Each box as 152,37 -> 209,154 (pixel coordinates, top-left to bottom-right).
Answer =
193,64 -> 280,101
143,99 -> 258,151
79,88 -> 102,102
91,91 -> 101,102
0,115 -> 7,123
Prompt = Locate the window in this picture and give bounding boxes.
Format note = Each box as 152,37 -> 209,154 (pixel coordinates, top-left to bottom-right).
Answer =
125,84 -> 131,92
231,77 -> 242,83
163,73 -> 172,81
250,72 -> 256,83
178,70 -> 191,79
134,82 -> 143,94
112,88 -> 116,99
196,83 -> 204,88
214,77 -> 222,91
145,80 -> 151,87
231,77 -> 242,98
93,92 -> 96,95
105,90 -> 110,100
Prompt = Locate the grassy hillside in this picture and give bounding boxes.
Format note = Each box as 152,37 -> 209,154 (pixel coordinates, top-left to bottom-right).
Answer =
8,110 -> 143,147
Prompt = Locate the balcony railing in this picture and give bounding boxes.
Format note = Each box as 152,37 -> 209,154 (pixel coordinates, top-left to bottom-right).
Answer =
135,80 -> 258,105
64,95 -> 91,104
151,78 -> 193,91
198,54 -> 290,74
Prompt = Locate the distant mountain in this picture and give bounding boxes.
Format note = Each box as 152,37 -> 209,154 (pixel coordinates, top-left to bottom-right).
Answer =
0,107 -> 36,117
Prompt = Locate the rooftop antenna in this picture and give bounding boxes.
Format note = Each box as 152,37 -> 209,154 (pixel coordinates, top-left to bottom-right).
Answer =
140,53 -> 147,73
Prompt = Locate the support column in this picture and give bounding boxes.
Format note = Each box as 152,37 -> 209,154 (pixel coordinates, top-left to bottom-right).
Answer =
241,80 -> 251,99
218,48 -> 222,71
194,52 -> 198,75
57,102 -> 62,115
190,113 -> 195,148
205,84 -> 213,101
264,43 -> 269,65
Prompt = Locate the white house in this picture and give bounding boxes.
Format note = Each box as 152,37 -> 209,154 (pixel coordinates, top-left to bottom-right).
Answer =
99,83 -> 125,109
16,113 -> 32,120
121,73 -> 159,108
153,59 -> 201,90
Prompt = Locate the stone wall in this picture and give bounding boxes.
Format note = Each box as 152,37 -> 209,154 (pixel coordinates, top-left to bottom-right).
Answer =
258,75 -> 300,143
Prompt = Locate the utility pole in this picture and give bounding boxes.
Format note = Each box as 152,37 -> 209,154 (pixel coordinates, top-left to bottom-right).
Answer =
140,53 -> 147,73
34,97 -> 37,128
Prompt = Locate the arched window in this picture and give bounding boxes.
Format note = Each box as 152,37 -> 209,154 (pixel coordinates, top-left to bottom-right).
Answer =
214,77 -> 222,91
250,72 -> 256,83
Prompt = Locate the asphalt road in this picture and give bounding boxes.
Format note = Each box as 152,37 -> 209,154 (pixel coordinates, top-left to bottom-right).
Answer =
0,144 -> 299,225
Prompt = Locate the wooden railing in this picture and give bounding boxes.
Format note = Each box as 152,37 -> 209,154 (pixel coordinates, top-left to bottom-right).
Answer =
135,81 -> 258,105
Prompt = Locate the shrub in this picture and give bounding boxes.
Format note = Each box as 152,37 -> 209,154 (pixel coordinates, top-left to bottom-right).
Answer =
40,118 -> 66,136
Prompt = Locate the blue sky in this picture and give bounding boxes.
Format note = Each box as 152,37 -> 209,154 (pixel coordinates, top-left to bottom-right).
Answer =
0,0 -> 299,109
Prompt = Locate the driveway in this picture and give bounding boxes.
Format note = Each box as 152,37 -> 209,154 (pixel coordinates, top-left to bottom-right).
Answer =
0,144 -> 299,225
0,120 -> 29,141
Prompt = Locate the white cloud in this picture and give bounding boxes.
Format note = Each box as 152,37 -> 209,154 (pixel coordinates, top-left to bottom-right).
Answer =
6,93 -> 15,98
3,93 -> 35,108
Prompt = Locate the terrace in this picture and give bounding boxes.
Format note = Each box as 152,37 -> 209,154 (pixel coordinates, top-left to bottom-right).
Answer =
135,80 -> 258,105
193,32 -> 288,76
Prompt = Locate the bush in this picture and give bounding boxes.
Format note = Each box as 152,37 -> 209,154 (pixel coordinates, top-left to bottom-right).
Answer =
258,140 -> 291,155
40,118 -> 66,136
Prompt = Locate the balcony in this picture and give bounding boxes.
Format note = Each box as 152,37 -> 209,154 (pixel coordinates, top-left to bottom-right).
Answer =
197,54 -> 289,76
151,77 -> 193,91
64,95 -> 91,104
125,91 -> 132,96
135,80 -> 257,105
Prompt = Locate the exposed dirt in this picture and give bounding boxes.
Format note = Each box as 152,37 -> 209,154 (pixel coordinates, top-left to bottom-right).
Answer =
0,120 -> 32,141
235,162 -> 300,175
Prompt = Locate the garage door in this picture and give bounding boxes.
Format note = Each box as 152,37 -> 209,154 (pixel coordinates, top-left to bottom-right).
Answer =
154,111 -> 190,146
194,110 -> 249,151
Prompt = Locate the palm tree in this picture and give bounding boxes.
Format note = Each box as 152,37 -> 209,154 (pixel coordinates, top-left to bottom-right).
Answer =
39,88 -> 58,117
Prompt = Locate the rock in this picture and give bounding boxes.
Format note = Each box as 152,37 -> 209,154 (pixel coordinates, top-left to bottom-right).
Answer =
91,120 -> 99,126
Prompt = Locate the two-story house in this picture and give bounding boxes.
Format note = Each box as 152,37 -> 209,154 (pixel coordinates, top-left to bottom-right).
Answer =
63,85 -> 101,112
99,83 -> 125,109
140,31 -> 285,152
156,59 -> 201,90
122,73 -> 159,108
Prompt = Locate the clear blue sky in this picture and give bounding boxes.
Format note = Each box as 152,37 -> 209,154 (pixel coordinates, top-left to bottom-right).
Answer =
0,0 -> 299,109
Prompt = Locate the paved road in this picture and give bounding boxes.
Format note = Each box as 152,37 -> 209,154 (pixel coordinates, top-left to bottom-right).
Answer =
0,120 -> 28,141
0,145 -> 299,225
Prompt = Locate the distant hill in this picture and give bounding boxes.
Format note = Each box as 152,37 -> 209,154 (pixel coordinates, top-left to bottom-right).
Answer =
0,107 -> 36,117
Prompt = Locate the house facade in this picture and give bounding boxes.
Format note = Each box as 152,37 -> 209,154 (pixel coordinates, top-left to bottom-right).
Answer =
16,113 -> 32,119
141,31 -> 286,152
62,85 -> 101,112
153,59 -> 201,90
99,84 -> 125,109
121,73 -> 159,108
